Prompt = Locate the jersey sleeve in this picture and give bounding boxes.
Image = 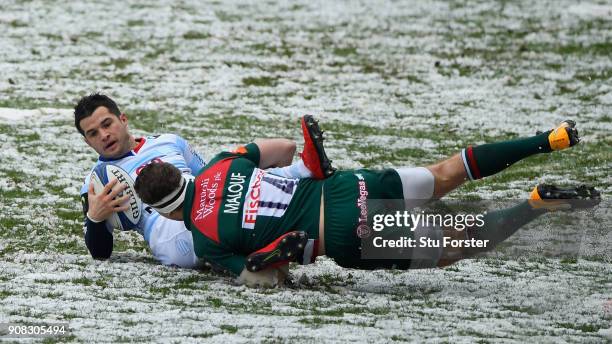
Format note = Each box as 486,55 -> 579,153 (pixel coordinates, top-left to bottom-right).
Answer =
229,143 -> 260,165
175,135 -> 206,174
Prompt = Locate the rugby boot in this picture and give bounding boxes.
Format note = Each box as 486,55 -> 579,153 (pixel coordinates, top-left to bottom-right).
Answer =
528,184 -> 601,211
536,120 -> 580,151
246,231 -> 309,272
300,115 -> 335,179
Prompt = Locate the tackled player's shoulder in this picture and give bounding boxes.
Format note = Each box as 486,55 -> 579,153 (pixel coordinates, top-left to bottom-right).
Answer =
148,133 -> 189,144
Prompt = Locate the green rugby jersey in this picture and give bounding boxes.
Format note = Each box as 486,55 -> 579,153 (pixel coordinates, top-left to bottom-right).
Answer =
183,143 -> 322,275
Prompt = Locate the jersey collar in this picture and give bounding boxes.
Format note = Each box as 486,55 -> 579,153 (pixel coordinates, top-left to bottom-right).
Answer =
98,137 -> 146,162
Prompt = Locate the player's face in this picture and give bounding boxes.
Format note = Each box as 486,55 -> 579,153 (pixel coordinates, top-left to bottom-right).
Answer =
81,106 -> 133,159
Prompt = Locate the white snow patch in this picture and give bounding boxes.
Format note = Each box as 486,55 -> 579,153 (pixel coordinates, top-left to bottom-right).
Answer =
567,4 -> 612,18
0,107 -> 72,122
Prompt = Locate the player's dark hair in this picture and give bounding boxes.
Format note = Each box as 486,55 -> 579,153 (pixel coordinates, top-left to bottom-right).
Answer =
134,162 -> 183,206
74,93 -> 121,136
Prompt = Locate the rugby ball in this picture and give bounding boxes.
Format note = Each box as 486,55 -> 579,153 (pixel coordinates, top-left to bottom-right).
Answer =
90,163 -> 142,231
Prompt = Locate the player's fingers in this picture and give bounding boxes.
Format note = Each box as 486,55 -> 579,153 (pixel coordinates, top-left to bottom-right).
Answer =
103,178 -> 119,194
108,182 -> 128,198
114,204 -> 130,212
110,193 -> 130,206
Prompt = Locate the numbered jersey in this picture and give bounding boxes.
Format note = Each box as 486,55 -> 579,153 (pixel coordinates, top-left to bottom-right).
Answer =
183,143 -> 322,275
81,134 -> 205,241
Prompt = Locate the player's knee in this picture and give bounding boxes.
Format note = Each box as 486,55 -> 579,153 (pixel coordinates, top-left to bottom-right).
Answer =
426,163 -> 451,183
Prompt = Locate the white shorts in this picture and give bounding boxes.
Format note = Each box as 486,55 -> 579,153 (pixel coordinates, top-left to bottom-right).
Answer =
395,167 -> 441,268
394,166 -> 435,207
148,216 -> 198,268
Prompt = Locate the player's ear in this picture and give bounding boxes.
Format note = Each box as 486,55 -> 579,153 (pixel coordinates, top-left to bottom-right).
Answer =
119,113 -> 128,123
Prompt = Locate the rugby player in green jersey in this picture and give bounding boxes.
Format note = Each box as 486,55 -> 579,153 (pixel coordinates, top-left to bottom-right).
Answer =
134,116 -> 600,287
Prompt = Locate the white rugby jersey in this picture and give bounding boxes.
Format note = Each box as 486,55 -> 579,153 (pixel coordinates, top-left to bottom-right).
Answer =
80,134 -> 205,242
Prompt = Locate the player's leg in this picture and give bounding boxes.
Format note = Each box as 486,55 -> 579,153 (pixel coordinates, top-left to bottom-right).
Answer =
424,153 -> 467,199
423,120 -> 580,199
437,184 -> 601,267
267,115 -> 335,180
459,120 -> 578,181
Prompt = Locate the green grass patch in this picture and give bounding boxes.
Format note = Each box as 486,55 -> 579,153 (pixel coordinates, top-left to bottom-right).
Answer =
127,20 -> 145,27
183,31 -> 210,40
125,109 -> 162,133
560,257 -> 578,264
250,42 -> 294,57
242,76 -> 278,87
208,297 -> 223,308
219,324 -> 238,334
9,20 -> 28,27
175,274 -> 204,289
0,98 -> 72,109
101,58 -> 133,70
55,209 -> 81,222
71,277 -> 94,286
300,317 -> 343,327
502,305 -> 542,315
40,32 -> 63,41
333,47 -> 357,57
556,322 -> 602,333
215,11 -> 241,22
42,335 -> 77,343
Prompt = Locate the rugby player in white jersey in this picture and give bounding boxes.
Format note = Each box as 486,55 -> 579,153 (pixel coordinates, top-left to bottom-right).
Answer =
75,93 -> 332,268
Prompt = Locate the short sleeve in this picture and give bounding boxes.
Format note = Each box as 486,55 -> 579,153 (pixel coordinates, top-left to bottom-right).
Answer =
230,143 -> 260,165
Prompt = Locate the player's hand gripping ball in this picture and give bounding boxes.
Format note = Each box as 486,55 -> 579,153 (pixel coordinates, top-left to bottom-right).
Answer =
90,163 -> 142,230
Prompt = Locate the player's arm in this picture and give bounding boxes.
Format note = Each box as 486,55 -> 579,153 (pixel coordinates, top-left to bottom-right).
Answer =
176,135 -> 206,173
82,179 -> 130,259
82,192 -> 113,259
253,138 -> 296,168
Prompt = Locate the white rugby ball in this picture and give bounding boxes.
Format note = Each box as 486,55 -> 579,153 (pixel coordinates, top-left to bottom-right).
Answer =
90,163 -> 142,230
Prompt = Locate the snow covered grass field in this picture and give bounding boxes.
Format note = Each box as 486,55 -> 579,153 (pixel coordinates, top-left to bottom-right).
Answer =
0,0 -> 610,342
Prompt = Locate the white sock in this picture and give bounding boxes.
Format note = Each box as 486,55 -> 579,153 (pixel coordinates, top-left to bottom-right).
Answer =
268,160 -> 312,179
